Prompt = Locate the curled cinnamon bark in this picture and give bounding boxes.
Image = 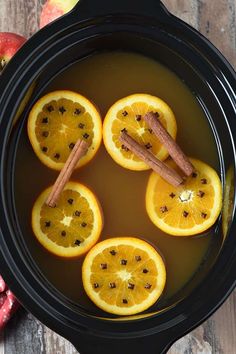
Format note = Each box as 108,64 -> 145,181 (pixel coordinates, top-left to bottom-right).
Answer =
120,131 -> 183,187
144,112 -> 194,176
46,139 -> 89,208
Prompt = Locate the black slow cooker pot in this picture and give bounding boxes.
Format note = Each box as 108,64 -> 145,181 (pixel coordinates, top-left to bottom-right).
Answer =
0,0 -> 236,353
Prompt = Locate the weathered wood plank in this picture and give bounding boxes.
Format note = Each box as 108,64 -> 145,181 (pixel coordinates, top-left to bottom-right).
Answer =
162,0 -> 199,29
0,0 -> 41,38
0,331 -> 5,354
211,291 -> 236,353
0,0 -> 236,353
198,0 -> 236,67
169,327 -> 213,354
4,309 -> 45,354
44,326 -> 77,354
168,296 -> 236,353
163,0 -> 236,68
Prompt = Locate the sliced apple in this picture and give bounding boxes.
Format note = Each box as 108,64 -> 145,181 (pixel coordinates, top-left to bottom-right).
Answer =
0,32 -> 26,73
40,0 -> 79,28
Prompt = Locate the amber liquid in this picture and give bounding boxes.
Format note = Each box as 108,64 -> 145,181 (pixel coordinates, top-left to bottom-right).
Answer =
14,52 -> 220,315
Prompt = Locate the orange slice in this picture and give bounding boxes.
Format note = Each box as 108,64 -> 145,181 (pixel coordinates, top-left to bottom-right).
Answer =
222,165 -> 234,239
146,158 -> 222,236
103,94 -> 177,171
28,90 -> 102,170
32,182 -> 103,258
82,237 -> 166,315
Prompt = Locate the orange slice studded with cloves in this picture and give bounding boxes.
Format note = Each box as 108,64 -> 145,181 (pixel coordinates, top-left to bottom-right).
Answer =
146,158 -> 222,236
28,90 -> 102,170
103,94 -> 177,171
82,237 -> 166,315
32,182 -> 103,258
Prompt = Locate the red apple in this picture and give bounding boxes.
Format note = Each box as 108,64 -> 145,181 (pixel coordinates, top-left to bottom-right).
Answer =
40,0 -> 79,28
0,32 -> 26,73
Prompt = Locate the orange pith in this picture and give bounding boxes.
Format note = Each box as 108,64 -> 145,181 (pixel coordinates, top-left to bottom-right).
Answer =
146,158 -> 222,236
28,90 -> 102,170
103,94 -> 177,171
82,237 -> 166,315
32,181 -> 103,258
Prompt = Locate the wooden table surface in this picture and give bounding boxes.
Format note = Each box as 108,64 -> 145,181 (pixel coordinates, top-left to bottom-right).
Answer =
0,0 -> 236,353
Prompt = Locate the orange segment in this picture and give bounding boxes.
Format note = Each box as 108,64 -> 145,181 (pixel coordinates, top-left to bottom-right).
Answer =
103,94 -> 177,171
146,158 -> 222,236
28,90 -> 102,170
82,237 -> 166,315
32,182 -> 103,258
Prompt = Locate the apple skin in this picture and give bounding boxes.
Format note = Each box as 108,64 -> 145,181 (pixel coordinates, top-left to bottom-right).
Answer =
40,0 -> 79,28
0,32 -> 26,72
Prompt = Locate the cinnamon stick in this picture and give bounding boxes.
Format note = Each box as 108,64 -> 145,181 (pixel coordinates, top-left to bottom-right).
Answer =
120,131 -> 183,187
46,139 -> 89,208
144,112 -> 194,176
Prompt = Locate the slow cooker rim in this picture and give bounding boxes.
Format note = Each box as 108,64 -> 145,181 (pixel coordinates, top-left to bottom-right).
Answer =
0,8 -> 236,343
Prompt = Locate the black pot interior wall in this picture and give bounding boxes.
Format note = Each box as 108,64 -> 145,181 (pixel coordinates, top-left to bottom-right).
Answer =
8,30 -> 233,320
